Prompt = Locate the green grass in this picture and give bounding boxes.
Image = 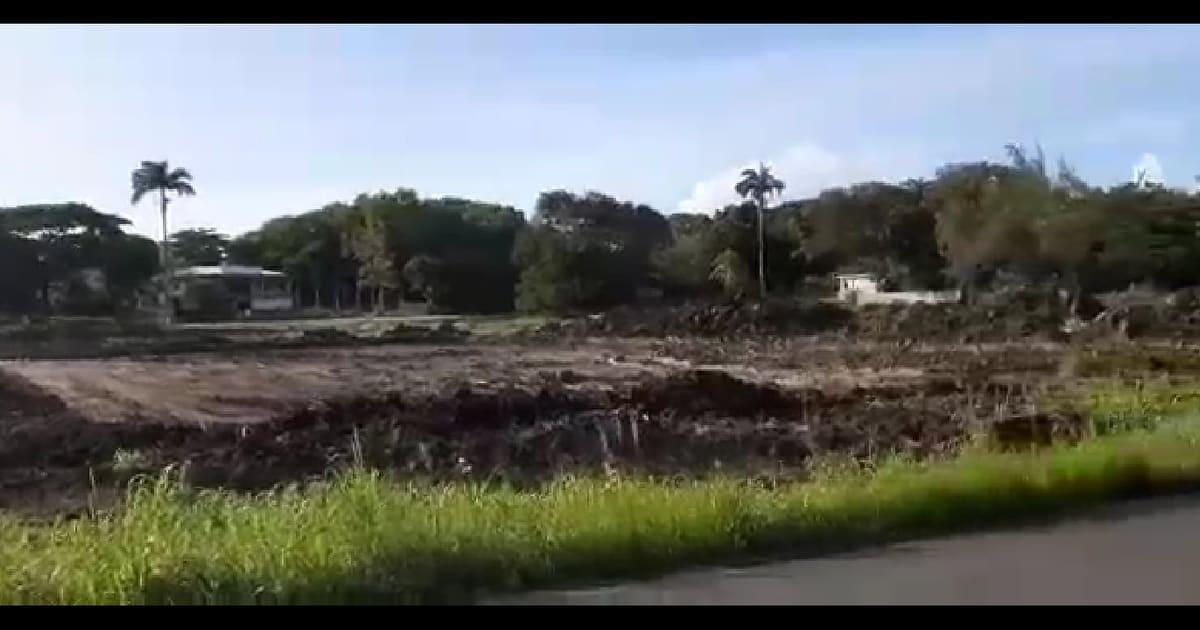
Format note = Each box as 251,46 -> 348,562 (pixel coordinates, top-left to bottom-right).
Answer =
1084,377 -> 1200,435
1074,346 -> 1200,378
2,409 -> 1200,604
461,314 -> 556,337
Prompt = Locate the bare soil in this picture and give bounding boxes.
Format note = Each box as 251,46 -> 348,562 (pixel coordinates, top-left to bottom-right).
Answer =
6,297 -> 1200,519
0,334 -> 1119,518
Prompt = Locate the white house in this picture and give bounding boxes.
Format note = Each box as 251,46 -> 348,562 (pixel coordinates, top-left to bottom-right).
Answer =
833,272 -> 958,306
170,265 -> 294,316
834,273 -> 879,302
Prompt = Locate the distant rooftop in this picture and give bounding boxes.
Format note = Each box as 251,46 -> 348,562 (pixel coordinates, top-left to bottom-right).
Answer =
174,265 -> 287,278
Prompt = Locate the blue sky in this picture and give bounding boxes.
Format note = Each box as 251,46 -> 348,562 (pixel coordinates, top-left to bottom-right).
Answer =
1,24 -> 1198,239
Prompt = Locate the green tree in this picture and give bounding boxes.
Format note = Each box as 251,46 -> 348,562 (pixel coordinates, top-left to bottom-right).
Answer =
930,144 -> 1108,308
0,231 -> 41,313
513,227 -> 577,313
401,254 -> 444,307
513,191 -> 669,313
226,232 -> 264,267
799,182 -> 946,289
0,204 -> 159,314
235,190 -> 525,313
131,161 -> 195,321
345,210 -> 399,312
735,163 -> 786,297
709,248 -> 752,299
103,234 -> 161,310
252,209 -> 352,309
131,160 -> 196,260
652,229 -> 717,295
930,159 -> 1024,303
703,201 -> 810,295
1099,189 -> 1200,291
169,228 -> 229,267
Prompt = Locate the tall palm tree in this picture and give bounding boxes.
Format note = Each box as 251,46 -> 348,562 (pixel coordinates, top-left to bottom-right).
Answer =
735,163 -> 786,298
131,160 -> 196,320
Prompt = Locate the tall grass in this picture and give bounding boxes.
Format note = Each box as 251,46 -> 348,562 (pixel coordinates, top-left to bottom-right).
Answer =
2,413 -> 1200,605
1084,377 -> 1200,435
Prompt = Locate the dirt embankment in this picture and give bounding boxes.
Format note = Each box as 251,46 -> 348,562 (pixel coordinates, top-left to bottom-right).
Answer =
529,299 -> 1067,343
527,292 -> 1200,344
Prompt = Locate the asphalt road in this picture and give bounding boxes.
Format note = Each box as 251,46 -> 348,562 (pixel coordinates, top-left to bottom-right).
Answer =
491,494 -> 1200,605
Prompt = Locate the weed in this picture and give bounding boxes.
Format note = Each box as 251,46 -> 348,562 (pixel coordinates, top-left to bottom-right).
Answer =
111,449 -> 153,475
1,408 -> 1199,604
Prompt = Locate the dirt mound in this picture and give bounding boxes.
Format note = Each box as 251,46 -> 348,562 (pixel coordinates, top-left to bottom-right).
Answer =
629,370 -> 789,415
987,412 -> 1089,450
0,370 -> 72,417
1071,287 -> 1200,341
300,322 -> 469,345
537,300 -> 854,339
526,296 -> 1086,343
523,287 -> 1200,343
852,301 -> 1070,343
0,363 -> 1085,516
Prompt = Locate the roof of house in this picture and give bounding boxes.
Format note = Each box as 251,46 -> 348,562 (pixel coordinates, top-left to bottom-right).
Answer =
174,265 -> 287,278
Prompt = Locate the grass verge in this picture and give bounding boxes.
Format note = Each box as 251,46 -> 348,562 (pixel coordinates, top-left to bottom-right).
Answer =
0,410 -> 1199,605
1084,377 -> 1200,435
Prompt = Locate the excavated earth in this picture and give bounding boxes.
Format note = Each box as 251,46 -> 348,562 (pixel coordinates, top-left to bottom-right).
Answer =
0,335 -> 1130,518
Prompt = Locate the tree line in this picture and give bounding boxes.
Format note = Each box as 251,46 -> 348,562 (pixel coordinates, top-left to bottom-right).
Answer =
3,143 -> 1200,318
0,203 -> 159,315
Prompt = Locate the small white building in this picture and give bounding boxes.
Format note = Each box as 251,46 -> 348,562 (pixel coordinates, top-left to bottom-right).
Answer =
834,273 -> 879,302
833,272 -> 958,306
170,265 -> 294,316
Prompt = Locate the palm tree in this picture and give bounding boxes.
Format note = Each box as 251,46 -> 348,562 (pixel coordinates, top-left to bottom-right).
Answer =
735,163 -> 786,298
131,161 -> 196,321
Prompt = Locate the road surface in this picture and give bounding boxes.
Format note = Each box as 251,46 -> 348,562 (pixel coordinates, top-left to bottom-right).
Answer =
491,494 -> 1200,605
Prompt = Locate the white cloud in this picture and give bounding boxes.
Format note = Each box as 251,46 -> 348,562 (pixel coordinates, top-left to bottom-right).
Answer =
675,143 -> 927,214
1133,153 -> 1165,185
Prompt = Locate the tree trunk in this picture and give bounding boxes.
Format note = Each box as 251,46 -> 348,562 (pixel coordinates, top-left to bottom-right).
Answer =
1066,272 -> 1083,317
334,283 -> 342,313
159,188 -> 173,325
374,286 -> 384,315
39,262 -> 50,312
757,196 -> 767,299
307,269 -> 322,310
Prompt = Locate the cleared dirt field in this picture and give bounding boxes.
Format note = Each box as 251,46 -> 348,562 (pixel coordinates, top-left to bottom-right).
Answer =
2,340 -> 976,426
2,344 -> 646,425
0,332 -> 1113,518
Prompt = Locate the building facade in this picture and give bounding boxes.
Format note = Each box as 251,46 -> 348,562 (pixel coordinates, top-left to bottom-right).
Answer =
170,265 -> 294,318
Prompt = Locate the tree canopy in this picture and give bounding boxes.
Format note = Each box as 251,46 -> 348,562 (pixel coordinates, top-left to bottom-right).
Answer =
4,143 -> 1200,319
0,203 -> 159,314
169,228 -> 229,267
